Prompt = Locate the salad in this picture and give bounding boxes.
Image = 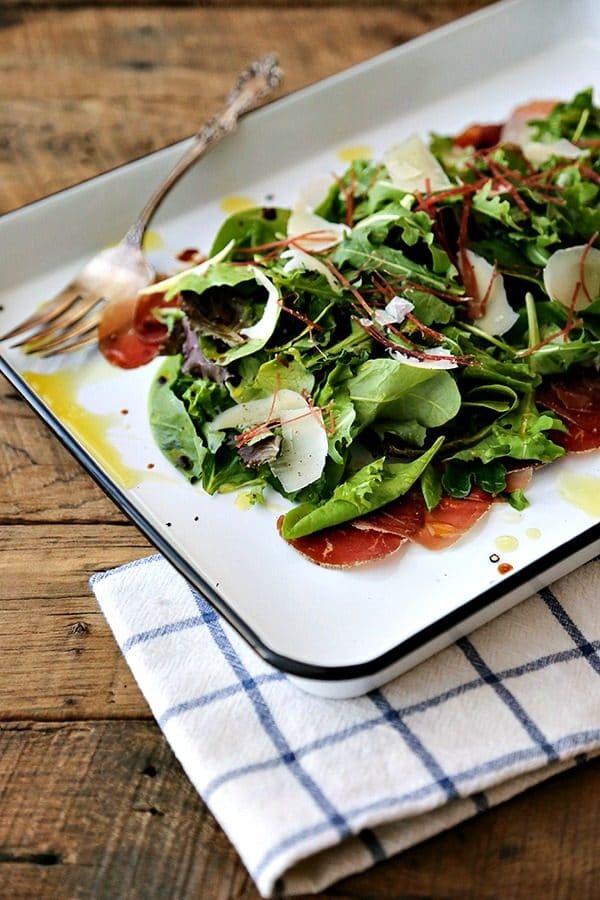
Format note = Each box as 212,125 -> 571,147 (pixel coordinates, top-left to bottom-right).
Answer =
131,89 -> 600,567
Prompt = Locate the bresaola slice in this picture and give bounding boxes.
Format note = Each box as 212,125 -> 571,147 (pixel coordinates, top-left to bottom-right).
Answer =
281,485 -> 495,567
277,517 -> 406,568
413,487 -> 494,551
281,371 -> 600,567
352,487 -> 425,537
505,464 -> 534,494
537,374 -> 600,452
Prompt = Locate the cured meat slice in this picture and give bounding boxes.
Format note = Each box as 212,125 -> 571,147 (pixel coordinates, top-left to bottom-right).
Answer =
454,123 -> 502,150
500,100 -> 558,144
352,488 -> 426,537
537,375 -> 600,452
278,517 -> 406,568
413,487 -> 494,551
552,378 -> 600,411
99,290 -> 171,368
552,427 -> 600,453
505,464 -> 534,493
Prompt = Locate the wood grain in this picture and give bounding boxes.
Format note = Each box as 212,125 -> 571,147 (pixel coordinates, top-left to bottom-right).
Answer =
0,3 -> 492,212
0,379 -> 123,523
0,525 -> 151,719
0,722 -> 598,900
1,1 -> 599,898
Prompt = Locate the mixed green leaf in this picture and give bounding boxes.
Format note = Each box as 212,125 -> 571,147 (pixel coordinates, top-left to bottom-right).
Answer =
147,90 -> 600,545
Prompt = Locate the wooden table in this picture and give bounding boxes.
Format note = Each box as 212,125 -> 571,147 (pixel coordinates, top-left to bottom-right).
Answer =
1,2 -> 598,897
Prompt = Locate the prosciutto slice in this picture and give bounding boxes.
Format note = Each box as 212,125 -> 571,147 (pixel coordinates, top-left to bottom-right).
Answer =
537,375 -> 600,452
277,517 -> 406,568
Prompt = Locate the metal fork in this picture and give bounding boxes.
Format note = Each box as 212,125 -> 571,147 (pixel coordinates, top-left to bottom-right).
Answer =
0,55 -> 282,357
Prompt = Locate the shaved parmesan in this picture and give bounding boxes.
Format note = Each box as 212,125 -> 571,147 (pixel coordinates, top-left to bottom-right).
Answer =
240,267 -> 280,341
360,295 -> 414,329
271,406 -> 328,493
287,206 -> 349,252
499,101 -> 585,165
462,249 -> 519,335
294,175 -> 333,211
280,246 -> 342,292
384,134 -> 451,194
390,347 -> 458,370
381,295 -> 414,324
210,390 -> 302,431
522,138 -> 584,165
543,245 -> 600,311
210,389 -> 328,493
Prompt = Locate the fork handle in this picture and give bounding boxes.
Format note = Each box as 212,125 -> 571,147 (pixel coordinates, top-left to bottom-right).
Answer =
125,54 -> 282,248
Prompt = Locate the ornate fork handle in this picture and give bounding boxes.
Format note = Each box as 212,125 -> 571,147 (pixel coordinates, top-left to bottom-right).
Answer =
126,54 -> 283,247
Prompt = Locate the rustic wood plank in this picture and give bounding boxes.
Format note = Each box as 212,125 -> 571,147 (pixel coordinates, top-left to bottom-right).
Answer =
0,0 -> 493,9
0,3 -> 492,212
1,3 -> 598,897
0,525 -> 151,719
0,376 -> 125,523
0,721 -> 598,900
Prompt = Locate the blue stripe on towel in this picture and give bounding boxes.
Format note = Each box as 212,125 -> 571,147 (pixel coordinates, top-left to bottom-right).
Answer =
190,589 -> 354,843
251,727 -> 600,881
202,641 -> 598,800
370,689 -> 460,800
539,587 -> 600,676
457,637 -> 558,762
122,616 -> 206,652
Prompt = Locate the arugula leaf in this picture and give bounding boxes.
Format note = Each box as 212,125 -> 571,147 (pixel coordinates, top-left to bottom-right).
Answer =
449,397 -> 566,465
405,289 -> 455,326
530,88 -> 600,143
529,337 -> 600,375
442,459 -> 507,498
315,159 -> 384,223
472,180 -> 521,229
462,383 -> 519,414
332,230 -> 458,292
280,437 -> 444,539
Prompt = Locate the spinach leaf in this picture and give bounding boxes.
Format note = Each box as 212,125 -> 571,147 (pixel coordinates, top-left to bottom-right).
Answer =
420,463 -> 443,511
209,206 -> 290,256
348,358 -> 461,430
149,357 -> 207,482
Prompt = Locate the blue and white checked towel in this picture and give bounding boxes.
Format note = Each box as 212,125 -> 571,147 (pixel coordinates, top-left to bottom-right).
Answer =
91,554 -> 600,896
